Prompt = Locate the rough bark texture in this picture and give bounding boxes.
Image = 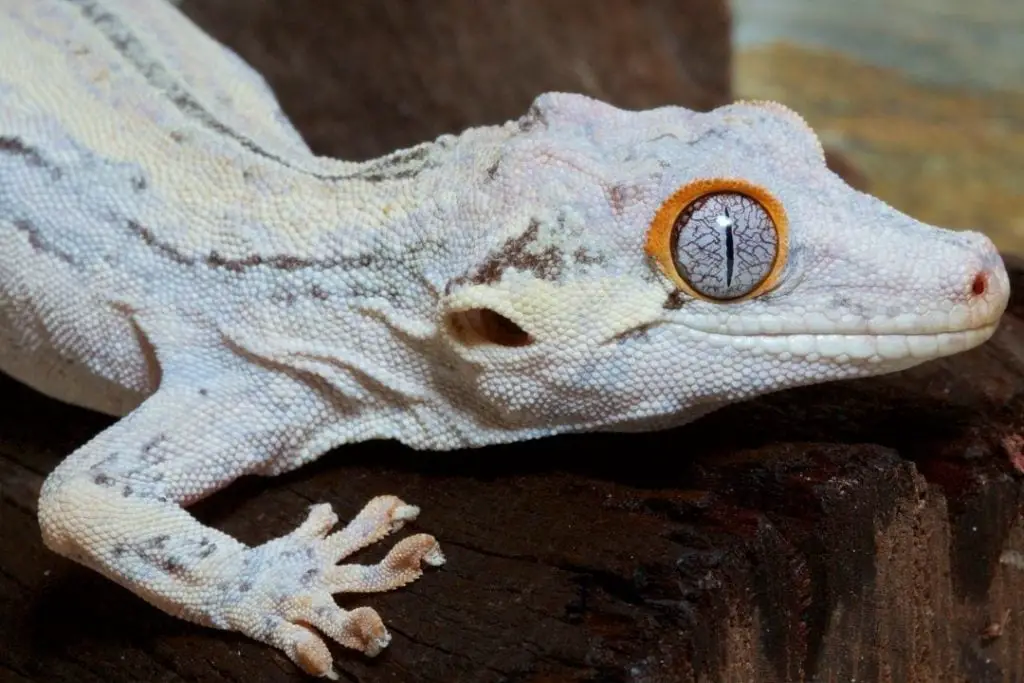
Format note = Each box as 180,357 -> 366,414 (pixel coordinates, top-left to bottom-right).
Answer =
2,2 -> 1023,682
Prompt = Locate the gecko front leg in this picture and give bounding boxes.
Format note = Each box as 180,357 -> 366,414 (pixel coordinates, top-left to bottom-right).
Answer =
37,368 -> 444,679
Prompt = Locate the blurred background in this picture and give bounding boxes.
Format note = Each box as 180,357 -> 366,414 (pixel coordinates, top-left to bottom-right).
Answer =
731,0 -> 1024,255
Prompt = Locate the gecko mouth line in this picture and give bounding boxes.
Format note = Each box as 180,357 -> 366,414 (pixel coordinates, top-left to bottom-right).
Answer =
688,324 -> 998,361
692,322 -> 1000,338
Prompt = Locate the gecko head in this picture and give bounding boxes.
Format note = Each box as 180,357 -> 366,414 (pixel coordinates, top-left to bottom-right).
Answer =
435,92 -> 1009,438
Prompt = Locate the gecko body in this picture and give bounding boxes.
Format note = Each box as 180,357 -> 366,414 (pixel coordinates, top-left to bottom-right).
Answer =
0,0 -> 1010,678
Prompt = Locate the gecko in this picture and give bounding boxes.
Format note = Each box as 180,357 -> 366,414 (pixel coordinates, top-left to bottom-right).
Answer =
0,0 -> 1010,678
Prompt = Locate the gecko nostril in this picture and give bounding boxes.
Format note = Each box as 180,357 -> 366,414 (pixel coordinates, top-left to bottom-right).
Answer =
971,272 -> 988,297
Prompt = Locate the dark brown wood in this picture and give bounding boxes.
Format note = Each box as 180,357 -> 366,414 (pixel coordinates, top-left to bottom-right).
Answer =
177,0 -> 733,160
3,2 -> 1023,682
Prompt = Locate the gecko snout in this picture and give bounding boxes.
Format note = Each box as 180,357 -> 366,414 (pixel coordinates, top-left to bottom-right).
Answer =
959,232 -> 1009,325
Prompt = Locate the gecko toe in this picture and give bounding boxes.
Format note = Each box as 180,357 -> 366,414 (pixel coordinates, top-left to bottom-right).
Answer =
292,503 -> 340,541
323,495 -> 421,562
324,533 -> 444,593
298,598 -> 391,657
269,619 -> 336,679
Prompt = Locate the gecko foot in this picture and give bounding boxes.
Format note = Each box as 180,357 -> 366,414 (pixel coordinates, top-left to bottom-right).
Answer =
220,496 -> 444,679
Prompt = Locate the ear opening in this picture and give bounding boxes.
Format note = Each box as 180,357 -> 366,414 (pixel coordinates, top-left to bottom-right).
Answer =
446,307 -> 534,347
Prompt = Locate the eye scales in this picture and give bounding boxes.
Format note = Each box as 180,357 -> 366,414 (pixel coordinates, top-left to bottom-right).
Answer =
0,0 -> 1009,678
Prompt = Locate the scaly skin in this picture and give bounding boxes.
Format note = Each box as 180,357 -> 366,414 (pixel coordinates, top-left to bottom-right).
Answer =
0,0 -> 1009,678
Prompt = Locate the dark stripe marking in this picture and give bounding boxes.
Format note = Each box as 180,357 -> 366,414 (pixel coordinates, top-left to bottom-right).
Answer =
0,136 -> 63,180
63,0 -> 436,183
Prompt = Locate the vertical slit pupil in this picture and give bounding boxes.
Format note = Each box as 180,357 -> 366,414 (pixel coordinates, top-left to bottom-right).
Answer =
724,208 -> 734,287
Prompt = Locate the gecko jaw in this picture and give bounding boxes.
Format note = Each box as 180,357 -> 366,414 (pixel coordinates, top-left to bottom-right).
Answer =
691,322 -> 999,365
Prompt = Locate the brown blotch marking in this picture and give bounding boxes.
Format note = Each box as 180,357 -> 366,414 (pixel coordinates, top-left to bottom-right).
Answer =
140,434 -> 168,465
142,434 -> 167,453
573,246 -> 604,265
310,285 -> 329,301
131,174 -> 147,191
169,131 -> 186,143
664,290 -> 687,310
161,557 -> 187,577
197,538 -> 217,559
13,219 -> 43,253
121,485 -> 133,498
12,218 -> 75,264
607,184 -> 636,215
198,388 -> 209,396
238,580 -> 252,593
148,535 -> 170,550
93,473 -> 114,487
301,568 -> 319,586
460,219 -> 563,286
112,544 -> 127,557
486,158 -> 500,180
517,103 -> 547,133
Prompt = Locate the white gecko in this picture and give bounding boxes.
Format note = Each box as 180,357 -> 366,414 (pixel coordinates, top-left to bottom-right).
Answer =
0,0 -> 1010,678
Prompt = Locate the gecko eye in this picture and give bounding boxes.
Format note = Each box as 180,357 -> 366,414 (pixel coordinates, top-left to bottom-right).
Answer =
645,179 -> 789,302
672,192 -> 778,299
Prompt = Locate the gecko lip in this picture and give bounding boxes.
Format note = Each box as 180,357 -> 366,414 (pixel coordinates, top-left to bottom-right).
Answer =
678,290 -> 1008,342
693,322 -> 999,362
